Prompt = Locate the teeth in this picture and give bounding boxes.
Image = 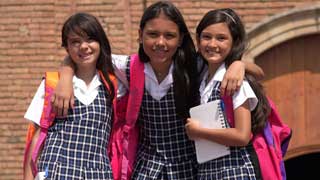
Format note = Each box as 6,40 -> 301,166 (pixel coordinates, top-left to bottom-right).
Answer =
80,54 -> 91,58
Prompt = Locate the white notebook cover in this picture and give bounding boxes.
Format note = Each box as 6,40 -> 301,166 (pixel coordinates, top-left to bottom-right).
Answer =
189,100 -> 230,163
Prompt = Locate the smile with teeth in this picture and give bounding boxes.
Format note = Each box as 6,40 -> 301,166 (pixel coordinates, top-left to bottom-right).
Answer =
79,53 -> 92,59
206,48 -> 219,55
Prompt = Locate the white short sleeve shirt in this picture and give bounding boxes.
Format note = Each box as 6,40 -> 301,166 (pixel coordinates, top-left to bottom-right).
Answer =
199,63 -> 258,111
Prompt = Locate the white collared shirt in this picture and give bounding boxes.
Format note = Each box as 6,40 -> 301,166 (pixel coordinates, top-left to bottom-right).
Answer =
111,54 -> 130,98
144,62 -> 174,101
111,54 -> 174,101
199,63 -> 258,110
25,72 -> 103,125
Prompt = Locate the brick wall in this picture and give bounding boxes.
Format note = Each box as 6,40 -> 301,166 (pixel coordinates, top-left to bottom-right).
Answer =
0,0 -> 317,179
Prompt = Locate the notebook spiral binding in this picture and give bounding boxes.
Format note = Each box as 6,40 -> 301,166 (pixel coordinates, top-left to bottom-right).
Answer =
219,100 -> 229,128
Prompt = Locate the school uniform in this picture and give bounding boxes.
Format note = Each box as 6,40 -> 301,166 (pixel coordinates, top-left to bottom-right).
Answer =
198,63 -> 258,180
120,57 -> 197,180
25,73 -> 114,179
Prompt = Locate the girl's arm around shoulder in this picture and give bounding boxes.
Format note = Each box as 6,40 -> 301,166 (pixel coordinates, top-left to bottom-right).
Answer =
221,61 -> 264,96
53,55 -> 75,117
185,100 -> 252,147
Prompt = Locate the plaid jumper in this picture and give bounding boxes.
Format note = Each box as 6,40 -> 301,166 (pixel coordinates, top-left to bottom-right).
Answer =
197,81 -> 256,180
37,85 -> 113,179
125,59 -> 197,180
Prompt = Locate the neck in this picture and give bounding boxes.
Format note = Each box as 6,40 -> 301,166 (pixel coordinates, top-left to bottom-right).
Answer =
75,66 -> 96,86
150,61 -> 172,83
207,62 -> 222,83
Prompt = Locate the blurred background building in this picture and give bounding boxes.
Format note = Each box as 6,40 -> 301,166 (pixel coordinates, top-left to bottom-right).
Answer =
0,0 -> 319,179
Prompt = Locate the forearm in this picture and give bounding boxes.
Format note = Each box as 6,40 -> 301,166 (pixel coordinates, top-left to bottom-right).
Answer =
59,55 -> 75,80
197,127 -> 250,147
243,61 -> 265,80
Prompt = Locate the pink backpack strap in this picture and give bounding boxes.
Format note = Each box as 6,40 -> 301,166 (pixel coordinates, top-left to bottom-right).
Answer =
121,54 -> 144,180
221,95 -> 234,127
30,72 -> 58,175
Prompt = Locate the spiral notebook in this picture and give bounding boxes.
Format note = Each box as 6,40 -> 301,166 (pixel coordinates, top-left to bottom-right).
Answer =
189,100 -> 230,163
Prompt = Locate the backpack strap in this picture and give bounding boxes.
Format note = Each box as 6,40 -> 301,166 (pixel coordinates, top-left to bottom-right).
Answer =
221,95 -> 234,127
121,54 -> 144,179
223,95 -> 292,180
98,70 -> 118,127
30,72 -> 59,175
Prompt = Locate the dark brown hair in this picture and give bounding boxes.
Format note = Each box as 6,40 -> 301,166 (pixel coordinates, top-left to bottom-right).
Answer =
246,74 -> 270,134
61,12 -> 115,101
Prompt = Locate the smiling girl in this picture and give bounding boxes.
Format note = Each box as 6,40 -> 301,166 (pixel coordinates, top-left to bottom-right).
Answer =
185,8 -> 259,180
24,12 -> 116,179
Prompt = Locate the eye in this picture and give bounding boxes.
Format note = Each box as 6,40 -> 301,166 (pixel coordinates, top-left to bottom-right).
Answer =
70,39 -> 81,47
164,33 -> 176,39
216,35 -> 228,42
146,31 -> 158,38
200,34 -> 211,40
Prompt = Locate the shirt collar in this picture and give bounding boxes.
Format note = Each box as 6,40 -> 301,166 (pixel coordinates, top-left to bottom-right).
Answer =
212,63 -> 226,82
72,71 -> 102,93
144,62 -> 174,85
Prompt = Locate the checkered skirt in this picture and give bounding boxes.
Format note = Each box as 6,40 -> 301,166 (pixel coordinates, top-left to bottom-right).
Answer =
37,85 -> 113,179
132,88 -> 197,180
197,82 -> 256,180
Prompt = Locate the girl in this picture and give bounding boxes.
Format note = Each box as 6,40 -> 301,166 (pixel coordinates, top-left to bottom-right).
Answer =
24,12 -> 116,179
185,8 -> 260,179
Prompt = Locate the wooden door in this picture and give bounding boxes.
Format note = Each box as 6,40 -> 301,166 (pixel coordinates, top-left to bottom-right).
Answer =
255,34 -> 320,159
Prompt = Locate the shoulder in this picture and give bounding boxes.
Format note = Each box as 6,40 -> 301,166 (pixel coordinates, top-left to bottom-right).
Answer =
232,80 -> 258,111
24,79 -> 45,125
112,54 -> 130,70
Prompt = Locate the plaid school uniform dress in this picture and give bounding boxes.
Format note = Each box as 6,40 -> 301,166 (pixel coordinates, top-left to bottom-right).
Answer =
197,81 -> 256,180
125,60 -> 197,180
37,85 -> 113,179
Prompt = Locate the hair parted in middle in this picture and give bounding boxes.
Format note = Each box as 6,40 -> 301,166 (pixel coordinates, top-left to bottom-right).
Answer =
138,1 -> 199,117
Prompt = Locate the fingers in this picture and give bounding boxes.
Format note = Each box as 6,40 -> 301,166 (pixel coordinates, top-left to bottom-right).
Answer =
220,79 -> 228,96
70,94 -> 75,109
226,79 -> 237,96
63,99 -> 69,117
51,94 -> 71,117
56,97 -> 65,117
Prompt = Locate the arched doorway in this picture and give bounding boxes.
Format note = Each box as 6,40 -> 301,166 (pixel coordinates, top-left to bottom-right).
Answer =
244,5 -> 320,177
255,34 -> 320,158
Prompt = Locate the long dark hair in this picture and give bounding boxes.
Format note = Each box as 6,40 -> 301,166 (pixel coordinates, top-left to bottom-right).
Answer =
196,8 -> 247,68
139,1 -> 199,117
246,74 -> 270,135
61,12 -> 115,101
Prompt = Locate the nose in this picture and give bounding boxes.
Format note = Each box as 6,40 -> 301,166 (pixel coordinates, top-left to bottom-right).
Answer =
208,38 -> 218,48
156,35 -> 165,46
79,41 -> 89,50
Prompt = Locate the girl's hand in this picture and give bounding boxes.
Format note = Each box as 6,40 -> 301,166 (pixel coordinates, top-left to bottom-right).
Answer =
52,78 -> 74,117
185,118 -> 201,140
52,56 -> 75,117
220,61 -> 244,96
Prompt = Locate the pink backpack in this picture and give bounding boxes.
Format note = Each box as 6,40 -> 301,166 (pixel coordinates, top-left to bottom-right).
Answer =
222,96 -> 292,180
108,54 -> 144,180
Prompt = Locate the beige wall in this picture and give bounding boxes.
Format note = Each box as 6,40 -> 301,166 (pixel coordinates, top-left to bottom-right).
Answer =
0,0 -> 318,179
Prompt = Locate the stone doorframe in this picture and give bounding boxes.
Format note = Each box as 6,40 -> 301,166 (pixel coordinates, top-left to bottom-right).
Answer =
243,4 -> 320,62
